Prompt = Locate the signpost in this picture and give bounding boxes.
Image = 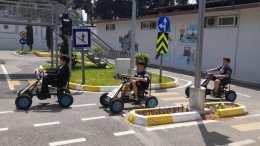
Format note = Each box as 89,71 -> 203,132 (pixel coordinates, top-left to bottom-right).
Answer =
73,29 -> 91,84
156,16 -> 170,83
19,31 -> 27,50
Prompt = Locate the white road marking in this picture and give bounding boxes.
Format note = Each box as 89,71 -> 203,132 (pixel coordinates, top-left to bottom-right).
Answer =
0,64 -> 14,90
236,93 -> 250,97
146,120 -> 217,131
234,114 -> 260,119
81,116 -> 106,121
0,128 -> 8,131
182,75 -> 193,78
172,78 -> 192,89
226,139 -> 255,146
49,138 -> 86,146
71,104 -> 96,107
34,121 -> 60,127
113,130 -> 135,136
0,111 -> 13,114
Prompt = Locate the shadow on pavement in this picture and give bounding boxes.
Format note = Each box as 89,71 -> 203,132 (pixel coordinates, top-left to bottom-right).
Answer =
14,103 -> 65,113
197,120 -> 232,145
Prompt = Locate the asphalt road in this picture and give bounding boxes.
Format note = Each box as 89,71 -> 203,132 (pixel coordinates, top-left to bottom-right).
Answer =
0,51 -> 260,146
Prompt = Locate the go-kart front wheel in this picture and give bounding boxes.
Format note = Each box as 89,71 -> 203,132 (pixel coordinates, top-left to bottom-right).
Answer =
185,86 -> 190,97
145,96 -> 158,108
18,89 -> 33,98
109,99 -> 124,114
100,93 -> 110,107
58,94 -> 73,108
15,94 -> 32,110
225,90 -> 237,102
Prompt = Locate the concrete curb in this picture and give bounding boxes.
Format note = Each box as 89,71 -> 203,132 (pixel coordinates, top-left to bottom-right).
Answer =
204,102 -> 248,118
126,106 -> 201,126
34,52 -> 59,57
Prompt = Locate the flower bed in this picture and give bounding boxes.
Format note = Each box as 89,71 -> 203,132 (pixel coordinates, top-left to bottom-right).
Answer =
135,105 -> 189,116
204,102 -> 248,118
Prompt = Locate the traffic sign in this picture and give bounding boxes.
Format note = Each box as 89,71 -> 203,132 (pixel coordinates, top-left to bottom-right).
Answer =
157,16 -> 170,32
19,38 -> 26,45
73,29 -> 91,48
20,31 -> 27,38
156,32 -> 168,54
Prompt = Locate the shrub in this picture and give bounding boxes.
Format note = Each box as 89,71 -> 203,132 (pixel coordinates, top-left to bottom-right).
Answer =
92,46 -> 104,57
135,53 -> 149,68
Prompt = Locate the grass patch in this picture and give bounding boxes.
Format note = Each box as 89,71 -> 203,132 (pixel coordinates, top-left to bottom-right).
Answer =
75,54 -> 90,62
42,64 -> 173,86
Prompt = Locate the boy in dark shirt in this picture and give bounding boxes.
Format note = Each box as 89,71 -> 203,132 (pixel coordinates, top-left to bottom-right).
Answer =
121,61 -> 150,99
204,58 -> 232,96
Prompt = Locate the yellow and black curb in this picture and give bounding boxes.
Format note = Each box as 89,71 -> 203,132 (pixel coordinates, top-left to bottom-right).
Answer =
126,107 -> 201,126
204,102 -> 248,118
34,52 -> 59,57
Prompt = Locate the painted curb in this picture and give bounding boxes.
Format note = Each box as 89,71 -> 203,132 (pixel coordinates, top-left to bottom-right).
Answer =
126,106 -> 201,126
34,52 -> 59,57
204,102 -> 248,118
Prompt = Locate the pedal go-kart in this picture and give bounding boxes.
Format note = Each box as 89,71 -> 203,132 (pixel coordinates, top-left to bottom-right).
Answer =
15,71 -> 73,110
185,71 -> 237,102
99,74 -> 158,114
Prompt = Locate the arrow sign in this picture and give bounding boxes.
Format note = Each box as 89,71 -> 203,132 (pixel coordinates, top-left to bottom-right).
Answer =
19,38 -> 26,45
157,16 -> 170,32
156,32 -> 168,54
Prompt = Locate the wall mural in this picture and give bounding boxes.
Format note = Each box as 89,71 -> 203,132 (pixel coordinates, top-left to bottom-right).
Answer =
119,30 -> 139,52
175,24 -> 198,70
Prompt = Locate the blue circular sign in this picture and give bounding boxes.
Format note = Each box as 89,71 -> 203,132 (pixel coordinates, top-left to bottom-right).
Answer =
157,16 -> 170,32
19,38 -> 26,45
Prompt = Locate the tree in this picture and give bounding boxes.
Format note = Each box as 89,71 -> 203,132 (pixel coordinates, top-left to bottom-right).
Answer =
73,0 -> 94,25
46,26 -> 53,51
26,25 -> 34,51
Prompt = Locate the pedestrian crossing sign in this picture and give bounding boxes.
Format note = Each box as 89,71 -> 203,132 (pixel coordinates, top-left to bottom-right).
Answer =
73,29 -> 91,48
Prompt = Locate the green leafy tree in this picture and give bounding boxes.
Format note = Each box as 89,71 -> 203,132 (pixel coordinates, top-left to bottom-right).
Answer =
46,26 -> 53,51
73,0 -> 94,25
26,25 -> 33,51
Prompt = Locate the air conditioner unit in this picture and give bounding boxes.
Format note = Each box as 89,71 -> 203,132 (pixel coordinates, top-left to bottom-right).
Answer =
207,17 -> 215,26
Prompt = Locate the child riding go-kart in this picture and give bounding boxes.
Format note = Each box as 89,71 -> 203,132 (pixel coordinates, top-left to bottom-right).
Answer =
185,71 -> 237,102
99,73 -> 158,114
15,68 -> 73,110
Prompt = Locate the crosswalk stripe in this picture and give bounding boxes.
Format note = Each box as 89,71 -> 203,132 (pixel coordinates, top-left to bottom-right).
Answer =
160,97 -> 187,101
226,139 -> 255,146
231,122 -> 260,131
151,92 -> 179,96
9,80 -> 20,86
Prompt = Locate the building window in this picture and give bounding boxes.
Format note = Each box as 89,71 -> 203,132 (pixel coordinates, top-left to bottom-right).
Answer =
218,16 -> 236,26
141,21 -> 156,30
106,24 -> 115,31
3,24 -> 8,29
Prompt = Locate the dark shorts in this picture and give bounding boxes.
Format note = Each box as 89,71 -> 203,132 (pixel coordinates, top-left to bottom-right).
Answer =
211,76 -> 230,86
129,82 -> 148,91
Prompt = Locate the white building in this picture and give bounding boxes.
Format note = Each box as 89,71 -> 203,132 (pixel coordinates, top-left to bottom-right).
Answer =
96,2 -> 260,84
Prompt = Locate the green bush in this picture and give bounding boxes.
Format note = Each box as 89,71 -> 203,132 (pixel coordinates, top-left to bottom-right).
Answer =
135,53 -> 149,67
92,46 -> 104,57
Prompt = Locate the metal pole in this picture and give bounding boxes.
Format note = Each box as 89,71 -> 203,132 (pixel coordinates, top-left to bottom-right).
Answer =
160,54 -> 163,83
81,48 -> 85,84
68,11 -> 72,73
54,3 -> 59,68
129,0 -> 136,76
50,27 -> 53,67
194,0 -> 206,88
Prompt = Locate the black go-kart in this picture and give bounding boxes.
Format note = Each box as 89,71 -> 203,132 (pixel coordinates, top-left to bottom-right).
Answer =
15,72 -> 73,110
185,71 -> 237,102
99,74 -> 158,114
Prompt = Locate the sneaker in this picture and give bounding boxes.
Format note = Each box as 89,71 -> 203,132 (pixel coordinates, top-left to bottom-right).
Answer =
213,92 -> 220,97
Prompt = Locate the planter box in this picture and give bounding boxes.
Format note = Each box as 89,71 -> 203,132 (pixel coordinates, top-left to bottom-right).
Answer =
204,102 -> 248,118
127,106 -> 201,126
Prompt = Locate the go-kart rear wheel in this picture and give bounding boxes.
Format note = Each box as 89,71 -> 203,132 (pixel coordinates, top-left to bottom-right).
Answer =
15,94 -> 32,110
225,90 -> 237,102
100,93 -> 110,107
145,96 -> 158,108
58,94 -> 73,108
109,98 -> 124,114
185,86 -> 190,97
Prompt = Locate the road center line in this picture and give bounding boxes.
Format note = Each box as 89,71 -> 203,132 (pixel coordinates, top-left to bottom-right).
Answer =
113,130 -> 135,136
0,128 -> 8,131
146,120 -> 217,131
0,64 -> 14,90
70,104 -> 96,107
81,116 -> 106,121
49,138 -> 86,146
226,139 -> 255,146
0,111 -> 13,114
34,121 -> 60,127
236,93 -> 251,97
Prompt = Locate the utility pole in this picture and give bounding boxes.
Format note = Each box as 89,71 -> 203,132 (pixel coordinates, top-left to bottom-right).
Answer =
129,0 -> 137,76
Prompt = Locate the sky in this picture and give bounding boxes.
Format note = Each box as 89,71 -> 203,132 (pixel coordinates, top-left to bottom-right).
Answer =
81,0 -> 196,21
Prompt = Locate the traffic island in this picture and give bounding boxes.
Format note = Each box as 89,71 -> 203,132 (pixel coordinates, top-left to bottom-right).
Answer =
204,102 -> 248,118
126,106 -> 201,126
